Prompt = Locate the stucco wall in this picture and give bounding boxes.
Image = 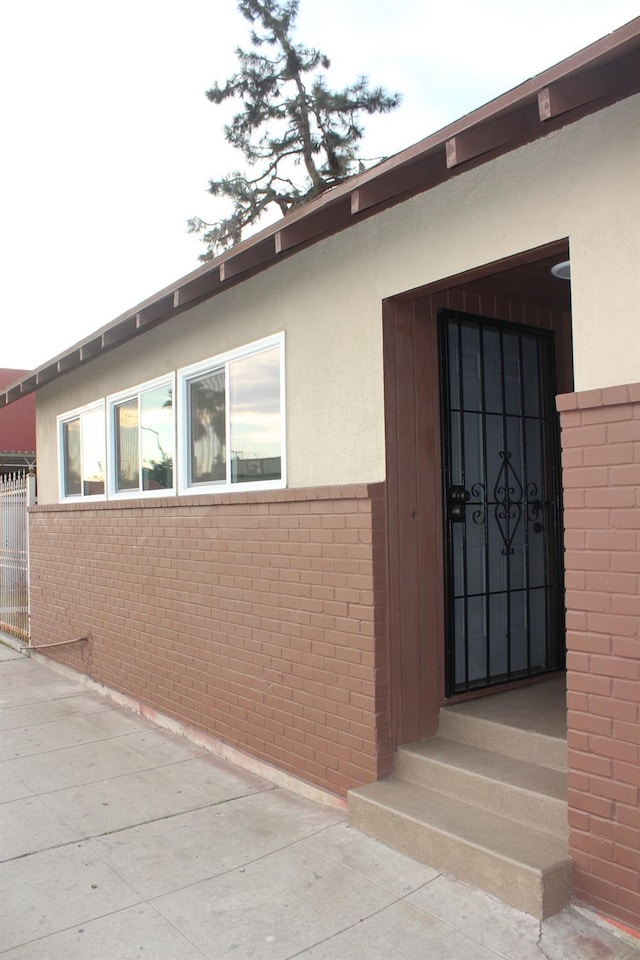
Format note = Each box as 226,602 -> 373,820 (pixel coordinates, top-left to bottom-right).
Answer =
36,93 -> 640,504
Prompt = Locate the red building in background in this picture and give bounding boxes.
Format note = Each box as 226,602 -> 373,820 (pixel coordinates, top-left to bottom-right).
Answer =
0,369 -> 36,475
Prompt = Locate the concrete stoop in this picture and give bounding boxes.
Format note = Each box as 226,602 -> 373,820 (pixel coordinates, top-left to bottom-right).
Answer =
349,697 -> 571,921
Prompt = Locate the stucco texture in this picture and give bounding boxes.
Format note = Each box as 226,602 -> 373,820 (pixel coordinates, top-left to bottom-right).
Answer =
36,93 -> 640,504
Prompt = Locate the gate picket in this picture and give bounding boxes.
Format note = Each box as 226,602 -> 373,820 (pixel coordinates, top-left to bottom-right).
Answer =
0,471 -> 34,639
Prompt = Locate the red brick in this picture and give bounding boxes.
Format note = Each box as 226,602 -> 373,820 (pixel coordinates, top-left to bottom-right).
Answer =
616,890 -> 640,928
584,405 -> 633,424
617,803 -> 640,830
562,424 -> 607,447
568,710 -> 612,736
585,530 -> 637,552
589,775 -> 638,806
588,696 -> 638,723
590,735 -> 638,764
567,673 -> 611,696
565,550 -> 610,571
575,389 -> 604,410
570,830 -> 614,860
568,809 -> 590,831
584,487 -> 636,509
584,444 -> 635,466
613,678 -> 640,701
29,486 -> 390,798
568,749 -> 612,777
556,393 -> 579,412
612,553 -> 640,573
609,464 -> 640,486
601,385 -> 630,407
567,790 -> 615,819
589,856 -> 640,893
608,420 -> 640,443
612,594 -> 640,618
586,572 -> 638,596
565,590 -> 610,613
587,613 -> 636,638
591,656 -> 640,680
572,870 -> 619,906
562,467 -> 609,488
567,632 -> 610,655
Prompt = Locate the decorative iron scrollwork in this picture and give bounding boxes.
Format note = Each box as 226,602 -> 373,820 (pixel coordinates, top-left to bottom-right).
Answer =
494,451 -> 523,555
469,482 -> 486,526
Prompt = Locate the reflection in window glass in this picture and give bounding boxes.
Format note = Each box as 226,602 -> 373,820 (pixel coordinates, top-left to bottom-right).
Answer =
115,400 -> 139,491
141,385 -> 174,491
82,408 -> 105,496
60,405 -> 105,499
229,346 -> 281,483
190,370 -> 226,484
63,419 -> 81,496
114,383 -> 174,494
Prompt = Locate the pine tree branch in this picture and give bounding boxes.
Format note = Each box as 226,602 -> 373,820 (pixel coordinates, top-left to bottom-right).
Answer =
190,0 -> 401,259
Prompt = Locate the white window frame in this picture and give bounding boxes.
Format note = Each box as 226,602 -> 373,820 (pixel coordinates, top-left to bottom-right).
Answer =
57,400 -> 107,503
177,333 -> 286,495
107,373 -> 176,500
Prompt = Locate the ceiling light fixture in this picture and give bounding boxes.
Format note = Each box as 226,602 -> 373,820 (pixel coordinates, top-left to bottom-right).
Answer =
551,260 -> 571,280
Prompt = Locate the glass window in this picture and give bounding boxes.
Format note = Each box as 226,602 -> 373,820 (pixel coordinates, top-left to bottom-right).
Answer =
59,404 -> 105,499
141,384 -> 174,491
62,418 -> 81,497
180,336 -> 284,492
190,369 -> 226,483
229,346 -> 281,483
115,399 -> 139,490
110,378 -> 175,496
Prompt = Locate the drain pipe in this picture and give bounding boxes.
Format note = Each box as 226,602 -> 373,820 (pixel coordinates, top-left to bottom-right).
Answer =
28,637 -> 88,650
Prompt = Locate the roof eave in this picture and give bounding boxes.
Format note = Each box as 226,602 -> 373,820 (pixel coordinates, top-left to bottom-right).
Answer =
2,16 -> 639,408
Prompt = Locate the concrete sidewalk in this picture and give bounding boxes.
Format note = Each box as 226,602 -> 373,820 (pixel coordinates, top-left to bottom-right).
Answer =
0,641 -> 638,960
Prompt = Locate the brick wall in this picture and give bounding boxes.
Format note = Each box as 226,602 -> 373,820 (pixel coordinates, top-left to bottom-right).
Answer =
558,383 -> 640,930
29,484 -> 392,796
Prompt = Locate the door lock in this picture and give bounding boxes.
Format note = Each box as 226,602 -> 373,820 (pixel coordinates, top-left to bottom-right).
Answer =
449,485 -> 470,522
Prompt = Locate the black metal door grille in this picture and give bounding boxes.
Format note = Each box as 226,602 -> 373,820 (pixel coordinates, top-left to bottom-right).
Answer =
439,309 -> 564,696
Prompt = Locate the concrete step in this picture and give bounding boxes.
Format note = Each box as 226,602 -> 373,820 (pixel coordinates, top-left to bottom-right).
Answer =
349,777 -> 571,920
396,737 -> 568,838
438,704 -> 567,772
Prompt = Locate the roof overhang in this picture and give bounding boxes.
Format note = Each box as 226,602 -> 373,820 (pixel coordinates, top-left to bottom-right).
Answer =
2,17 -> 639,409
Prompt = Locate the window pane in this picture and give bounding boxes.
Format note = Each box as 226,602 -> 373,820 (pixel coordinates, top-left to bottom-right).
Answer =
190,370 -> 226,484
81,407 -> 105,496
116,399 -> 139,490
229,346 -> 281,483
141,384 -> 174,491
63,419 -> 81,496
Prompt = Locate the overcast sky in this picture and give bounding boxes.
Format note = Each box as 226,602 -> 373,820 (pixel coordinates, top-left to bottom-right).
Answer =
1,0 -> 637,371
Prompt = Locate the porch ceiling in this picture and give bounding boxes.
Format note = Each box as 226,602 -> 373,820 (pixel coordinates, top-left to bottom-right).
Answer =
461,254 -> 573,312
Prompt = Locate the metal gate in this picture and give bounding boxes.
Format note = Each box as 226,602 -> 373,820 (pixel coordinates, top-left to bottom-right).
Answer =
439,310 -> 564,696
0,471 -> 35,640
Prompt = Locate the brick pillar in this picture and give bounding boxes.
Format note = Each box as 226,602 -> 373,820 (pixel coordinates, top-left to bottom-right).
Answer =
558,383 -> 640,930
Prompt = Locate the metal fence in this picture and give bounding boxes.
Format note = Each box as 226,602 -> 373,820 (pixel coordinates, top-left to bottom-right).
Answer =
0,471 -> 35,639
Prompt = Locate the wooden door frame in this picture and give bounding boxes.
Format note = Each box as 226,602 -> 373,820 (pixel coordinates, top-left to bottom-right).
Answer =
382,240 -> 572,748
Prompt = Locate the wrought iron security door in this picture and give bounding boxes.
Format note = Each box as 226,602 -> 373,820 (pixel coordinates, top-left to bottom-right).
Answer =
439,310 -> 564,696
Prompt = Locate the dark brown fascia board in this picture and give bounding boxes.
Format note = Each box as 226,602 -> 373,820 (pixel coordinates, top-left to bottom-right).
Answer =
2,17 -> 639,409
